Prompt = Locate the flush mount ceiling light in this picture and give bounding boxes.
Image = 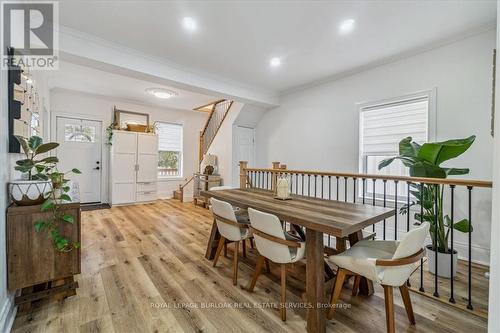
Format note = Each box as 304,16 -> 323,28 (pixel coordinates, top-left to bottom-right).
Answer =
270,57 -> 281,68
146,88 -> 178,99
339,19 -> 355,34
182,17 -> 197,31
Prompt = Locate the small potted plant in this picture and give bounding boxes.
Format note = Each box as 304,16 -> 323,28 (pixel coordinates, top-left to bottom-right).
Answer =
9,136 -> 59,206
379,135 -> 475,278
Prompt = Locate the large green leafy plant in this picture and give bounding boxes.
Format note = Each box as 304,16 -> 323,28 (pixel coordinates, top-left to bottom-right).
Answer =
15,136 -> 81,252
378,136 -> 475,253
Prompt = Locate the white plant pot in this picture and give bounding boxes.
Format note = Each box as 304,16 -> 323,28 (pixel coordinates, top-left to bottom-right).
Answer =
427,245 -> 458,279
9,180 -> 52,206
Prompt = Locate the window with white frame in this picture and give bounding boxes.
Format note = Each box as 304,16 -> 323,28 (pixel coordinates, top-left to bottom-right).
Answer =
156,122 -> 183,178
359,95 -> 429,199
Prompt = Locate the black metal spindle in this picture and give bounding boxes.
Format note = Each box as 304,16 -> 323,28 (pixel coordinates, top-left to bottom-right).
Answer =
257,171 -> 260,189
467,186 -> 473,310
261,171 -> 264,189
295,174 -> 298,194
394,180 -> 398,240
449,185 -> 455,304
314,175 -> 317,198
336,176 -> 339,200
372,179 -> 376,233
344,177 -> 348,202
328,176 -> 331,200
419,182 -> 425,292
290,173 -> 293,193
321,175 -> 324,198
407,182 -> 411,232
383,180 -> 387,240
353,178 -> 357,203
434,184 -> 439,298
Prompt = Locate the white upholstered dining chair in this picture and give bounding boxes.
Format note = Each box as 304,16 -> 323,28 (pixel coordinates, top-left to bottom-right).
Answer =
246,208 -> 306,321
210,198 -> 252,285
327,222 -> 430,333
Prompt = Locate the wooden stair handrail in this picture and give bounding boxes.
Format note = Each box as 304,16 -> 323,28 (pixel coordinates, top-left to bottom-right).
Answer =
180,176 -> 194,190
243,167 -> 492,188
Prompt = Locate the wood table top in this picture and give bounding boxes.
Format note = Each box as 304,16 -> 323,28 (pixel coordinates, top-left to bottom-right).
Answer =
201,188 -> 395,237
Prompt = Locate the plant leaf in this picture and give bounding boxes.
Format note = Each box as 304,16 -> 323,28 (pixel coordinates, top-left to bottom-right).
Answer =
35,142 -> 59,155
378,157 -> 396,170
453,219 -> 473,233
409,161 -> 446,178
73,242 -> 81,249
15,136 -> 30,155
59,194 -> 72,202
16,159 -> 34,166
32,173 -> 48,181
35,156 -> 59,164
71,168 -> 82,174
28,136 -> 43,150
63,186 -> 70,192
62,214 -> 75,224
443,168 -> 470,176
14,165 -> 33,173
41,200 -> 55,212
417,135 -> 475,166
398,137 -> 421,157
34,221 -> 47,232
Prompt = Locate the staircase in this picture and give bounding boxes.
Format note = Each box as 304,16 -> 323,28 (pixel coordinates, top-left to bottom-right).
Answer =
172,99 -> 234,202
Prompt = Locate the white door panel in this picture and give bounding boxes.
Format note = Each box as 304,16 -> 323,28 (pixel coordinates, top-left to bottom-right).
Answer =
56,117 -> 102,203
138,134 -> 158,154
113,153 -> 137,183
137,154 -> 159,182
114,131 -> 137,153
113,183 -> 136,204
233,126 -> 255,186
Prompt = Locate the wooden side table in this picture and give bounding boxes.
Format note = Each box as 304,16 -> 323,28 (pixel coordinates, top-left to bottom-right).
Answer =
7,202 -> 81,311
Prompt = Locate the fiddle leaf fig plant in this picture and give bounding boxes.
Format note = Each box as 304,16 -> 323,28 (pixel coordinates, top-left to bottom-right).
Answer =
378,135 -> 475,253
14,135 -> 82,252
15,135 -> 59,180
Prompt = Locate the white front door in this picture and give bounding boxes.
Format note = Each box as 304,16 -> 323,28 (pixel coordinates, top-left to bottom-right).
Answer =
233,126 -> 255,186
56,116 -> 102,203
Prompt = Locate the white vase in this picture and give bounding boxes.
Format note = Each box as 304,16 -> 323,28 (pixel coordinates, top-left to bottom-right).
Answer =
427,245 -> 458,279
9,180 -> 52,206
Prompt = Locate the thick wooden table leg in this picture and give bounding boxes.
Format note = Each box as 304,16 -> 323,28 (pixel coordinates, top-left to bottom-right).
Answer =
205,219 -> 220,260
306,228 -> 326,333
348,230 -> 374,296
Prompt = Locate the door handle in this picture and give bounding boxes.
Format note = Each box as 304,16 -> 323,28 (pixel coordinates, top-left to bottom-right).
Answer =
94,166 -> 100,170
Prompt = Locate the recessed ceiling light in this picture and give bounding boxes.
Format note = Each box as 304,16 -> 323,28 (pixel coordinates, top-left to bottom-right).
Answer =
182,17 -> 197,31
339,19 -> 355,34
270,57 -> 281,67
146,88 -> 178,99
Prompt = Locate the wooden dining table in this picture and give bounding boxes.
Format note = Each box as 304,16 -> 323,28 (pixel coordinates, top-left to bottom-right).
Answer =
201,188 -> 395,333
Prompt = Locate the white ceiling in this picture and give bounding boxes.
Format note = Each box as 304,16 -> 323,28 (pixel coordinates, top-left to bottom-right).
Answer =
46,61 -> 217,110
58,1 -> 496,93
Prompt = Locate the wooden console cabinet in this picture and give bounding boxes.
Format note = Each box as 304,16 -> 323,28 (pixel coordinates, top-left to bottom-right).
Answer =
7,202 -> 81,307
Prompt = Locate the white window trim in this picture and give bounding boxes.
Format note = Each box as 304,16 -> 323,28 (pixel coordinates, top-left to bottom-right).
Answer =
156,121 -> 184,179
356,89 -> 436,203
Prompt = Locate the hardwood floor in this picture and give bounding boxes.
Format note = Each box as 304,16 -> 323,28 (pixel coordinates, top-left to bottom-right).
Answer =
12,200 -> 488,332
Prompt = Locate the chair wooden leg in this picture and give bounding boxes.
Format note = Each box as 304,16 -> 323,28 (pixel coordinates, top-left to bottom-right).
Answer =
327,268 -> 348,320
242,239 -> 247,258
280,264 -> 286,321
250,238 -> 254,249
213,237 -> 225,267
265,258 -> 271,273
233,241 -> 240,285
383,285 -> 395,333
246,255 -> 265,292
399,285 -> 416,325
352,275 -> 361,296
224,243 -> 228,257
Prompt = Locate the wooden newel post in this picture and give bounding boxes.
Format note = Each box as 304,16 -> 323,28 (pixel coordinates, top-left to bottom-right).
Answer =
271,161 -> 281,191
239,161 -> 248,189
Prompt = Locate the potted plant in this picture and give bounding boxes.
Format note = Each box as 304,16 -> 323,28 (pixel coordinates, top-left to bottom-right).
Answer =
378,135 -> 475,278
9,136 -> 59,206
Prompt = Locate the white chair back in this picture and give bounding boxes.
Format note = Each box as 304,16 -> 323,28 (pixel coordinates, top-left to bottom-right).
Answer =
248,208 -> 293,263
210,198 -> 242,241
381,222 -> 430,286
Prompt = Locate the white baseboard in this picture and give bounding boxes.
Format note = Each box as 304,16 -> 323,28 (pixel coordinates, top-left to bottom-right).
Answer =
0,295 -> 16,333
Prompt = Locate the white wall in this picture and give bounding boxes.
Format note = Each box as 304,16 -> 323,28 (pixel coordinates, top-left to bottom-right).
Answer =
0,69 -> 16,332
50,89 -> 207,201
255,29 -> 495,264
488,3 -> 500,331
206,102 -> 243,186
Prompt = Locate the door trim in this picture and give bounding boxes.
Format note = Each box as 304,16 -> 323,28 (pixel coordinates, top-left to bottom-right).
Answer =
52,111 -> 107,204
232,125 -> 255,186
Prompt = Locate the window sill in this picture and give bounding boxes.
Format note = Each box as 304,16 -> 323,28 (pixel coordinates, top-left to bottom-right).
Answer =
158,177 -> 185,182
